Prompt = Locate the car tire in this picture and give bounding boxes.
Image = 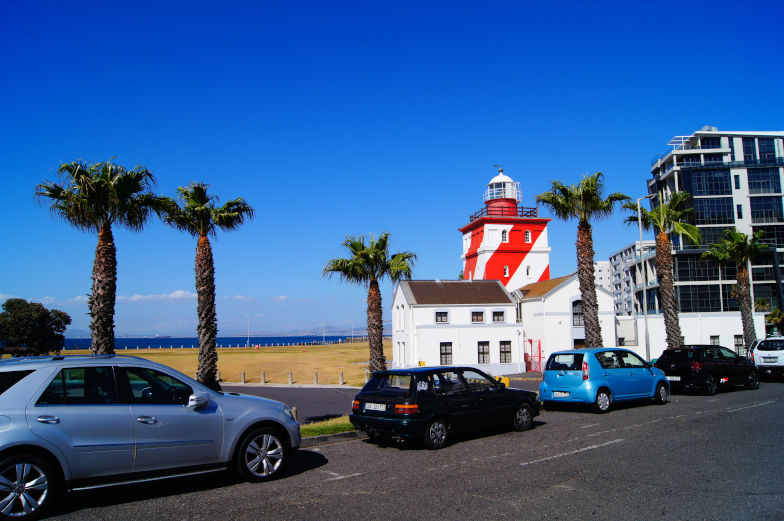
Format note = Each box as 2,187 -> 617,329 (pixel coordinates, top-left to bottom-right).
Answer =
703,375 -> 718,396
512,403 -> 534,431
423,418 -> 449,450
594,389 -> 611,413
0,452 -> 59,521
653,382 -> 668,404
234,426 -> 289,482
745,370 -> 760,390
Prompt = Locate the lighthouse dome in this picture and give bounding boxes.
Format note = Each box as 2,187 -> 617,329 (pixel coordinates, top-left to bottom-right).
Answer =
484,169 -> 520,202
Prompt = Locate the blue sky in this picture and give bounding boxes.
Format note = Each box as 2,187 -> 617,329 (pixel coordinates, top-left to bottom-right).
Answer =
2,1 -> 783,337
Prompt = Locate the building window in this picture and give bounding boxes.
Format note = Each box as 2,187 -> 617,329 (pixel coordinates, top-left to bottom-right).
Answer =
748,168 -> 781,194
737,204 -> 743,219
477,341 -> 490,364
759,138 -> 776,161
472,311 -> 484,323
701,136 -> 721,149
681,170 -> 732,196
435,311 -> 448,324
693,198 -> 734,225
572,300 -> 584,327
676,285 -> 722,312
734,335 -> 744,352
710,335 -> 720,346
734,175 -> 740,189
618,337 -> 625,346
750,196 -> 784,223
500,341 -> 512,363
525,230 -> 532,243
743,138 -> 757,162
526,266 -> 531,277
493,311 -> 505,323
440,343 -> 452,365
503,265 -> 509,277
501,230 -> 508,243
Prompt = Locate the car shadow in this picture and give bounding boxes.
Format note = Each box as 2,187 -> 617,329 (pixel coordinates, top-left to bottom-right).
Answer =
358,420 -> 547,451
542,400 -> 661,413
49,449 -> 328,517
303,413 -> 344,423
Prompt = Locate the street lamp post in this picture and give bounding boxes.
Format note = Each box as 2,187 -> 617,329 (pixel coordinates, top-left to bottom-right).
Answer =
638,194 -> 655,361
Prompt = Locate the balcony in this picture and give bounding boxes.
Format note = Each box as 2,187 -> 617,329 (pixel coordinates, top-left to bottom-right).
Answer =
468,205 -> 538,222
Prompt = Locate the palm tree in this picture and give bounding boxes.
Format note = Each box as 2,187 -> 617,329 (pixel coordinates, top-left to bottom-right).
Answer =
624,191 -> 700,350
537,173 -> 629,347
324,233 -> 416,372
36,160 -> 158,354
157,183 -> 254,391
701,229 -> 767,351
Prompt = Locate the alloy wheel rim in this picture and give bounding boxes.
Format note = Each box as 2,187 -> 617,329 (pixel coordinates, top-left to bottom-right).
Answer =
430,422 -> 446,444
516,407 -> 531,426
598,393 -> 610,411
0,462 -> 49,518
659,386 -> 667,401
244,434 -> 284,477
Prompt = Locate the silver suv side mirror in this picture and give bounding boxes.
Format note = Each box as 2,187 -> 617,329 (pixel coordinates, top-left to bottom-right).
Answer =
187,392 -> 209,409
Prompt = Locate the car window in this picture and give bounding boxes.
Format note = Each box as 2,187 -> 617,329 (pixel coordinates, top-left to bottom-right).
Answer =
718,347 -> 739,360
362,374 -> 413,397
758,339 -> 784,351
37,366 -> 118,405
618,351 -> 645,368
459,369 -> 496,392
433,370 -> 465,395
702,347 -> 719,360
658,349 -> 694,362
124,367 -> 193,405
546,353 -> 583,371
595,351 -> 621,369
0,370 -> 34,397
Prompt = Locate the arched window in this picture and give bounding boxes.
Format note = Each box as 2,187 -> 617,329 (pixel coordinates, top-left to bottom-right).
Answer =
501,230 -> 508,243
572,300 -> 585,326
524,230 -> 532,243
504,265 -> 509,277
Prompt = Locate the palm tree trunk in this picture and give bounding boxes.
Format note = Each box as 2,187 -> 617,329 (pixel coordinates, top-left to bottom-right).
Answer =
736,262 -> 757,351
195,235 -> 221,391
576,220 -> 602,347
367,278 -> 386,373
90,224 -> 116,354
656,231 -> 682,349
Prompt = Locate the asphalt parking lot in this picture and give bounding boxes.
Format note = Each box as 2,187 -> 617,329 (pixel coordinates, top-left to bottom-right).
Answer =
47,381 -> 784,520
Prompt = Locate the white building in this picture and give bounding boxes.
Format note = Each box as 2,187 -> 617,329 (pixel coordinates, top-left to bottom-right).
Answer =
609,241 -> 656,316
514,274 -> 617,366
391,280 -> 525,375
594,260 -> 613,295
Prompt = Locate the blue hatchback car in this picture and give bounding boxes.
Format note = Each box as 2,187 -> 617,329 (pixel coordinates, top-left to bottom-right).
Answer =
539,348 -> 670,413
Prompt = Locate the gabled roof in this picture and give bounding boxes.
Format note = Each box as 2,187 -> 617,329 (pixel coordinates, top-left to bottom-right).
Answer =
516,273 -> 575,300
398,280 -> 514,305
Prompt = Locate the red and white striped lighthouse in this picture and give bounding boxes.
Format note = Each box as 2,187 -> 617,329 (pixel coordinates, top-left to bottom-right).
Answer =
460,168 -> 551,290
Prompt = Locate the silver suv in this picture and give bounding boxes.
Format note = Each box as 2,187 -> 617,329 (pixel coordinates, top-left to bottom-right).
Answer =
750,337 -> 784,379
0,355 -> 300,520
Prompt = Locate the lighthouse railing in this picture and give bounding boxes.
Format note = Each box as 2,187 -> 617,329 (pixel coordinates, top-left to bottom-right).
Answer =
468,204 -> 538,222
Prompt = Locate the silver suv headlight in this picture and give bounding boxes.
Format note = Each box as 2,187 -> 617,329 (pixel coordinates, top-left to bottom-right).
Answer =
283,406 -> 296,421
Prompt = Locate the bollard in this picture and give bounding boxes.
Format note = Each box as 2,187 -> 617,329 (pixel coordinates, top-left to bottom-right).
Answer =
364,368 -> 369,383
339,371 -> 344,385
291,406 -> 298,421
314,371 -> 318,385
288,371 -> 293,385
241,371 -> 246,383
261,371 -> 266,384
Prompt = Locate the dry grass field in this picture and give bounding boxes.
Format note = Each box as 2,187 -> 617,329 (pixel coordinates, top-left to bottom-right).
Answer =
58,341 -> 391,386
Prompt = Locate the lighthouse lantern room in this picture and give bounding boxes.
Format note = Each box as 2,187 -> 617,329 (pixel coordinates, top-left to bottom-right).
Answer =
460,169 -> 551,290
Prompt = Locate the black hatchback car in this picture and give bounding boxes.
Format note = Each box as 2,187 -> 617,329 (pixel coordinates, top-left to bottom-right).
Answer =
654,344 -> 759,395
349,366 -> 540,449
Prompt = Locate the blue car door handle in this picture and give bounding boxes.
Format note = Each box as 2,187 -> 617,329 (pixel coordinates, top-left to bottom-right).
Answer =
36,415 -> 60,424
136,416 -> 158,424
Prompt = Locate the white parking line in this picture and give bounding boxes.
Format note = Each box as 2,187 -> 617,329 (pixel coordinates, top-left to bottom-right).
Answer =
726,400 -> 777,413
520,439 -> 624,467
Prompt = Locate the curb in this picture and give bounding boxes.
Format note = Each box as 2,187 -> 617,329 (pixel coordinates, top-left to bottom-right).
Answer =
300,430 -> 366,448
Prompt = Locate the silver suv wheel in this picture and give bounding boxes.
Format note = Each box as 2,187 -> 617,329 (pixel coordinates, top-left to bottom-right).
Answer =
0,456 -> 52,520
235,427 -> 287,482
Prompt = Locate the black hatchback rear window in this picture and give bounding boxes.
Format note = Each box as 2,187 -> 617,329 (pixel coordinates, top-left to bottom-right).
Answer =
546,354 -> 583,371
0,370 -> 34,397
362,374 -> 413,397
658,349 -> 695,362
758,339 -> 784,351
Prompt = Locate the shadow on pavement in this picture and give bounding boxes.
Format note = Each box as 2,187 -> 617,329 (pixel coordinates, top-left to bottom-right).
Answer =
50,450 -> 328,517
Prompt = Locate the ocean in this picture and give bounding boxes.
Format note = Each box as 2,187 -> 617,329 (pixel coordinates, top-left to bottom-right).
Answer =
63,335 -> 354,350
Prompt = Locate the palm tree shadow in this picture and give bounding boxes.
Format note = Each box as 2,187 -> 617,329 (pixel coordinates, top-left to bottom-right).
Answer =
50,450 -> 328,517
